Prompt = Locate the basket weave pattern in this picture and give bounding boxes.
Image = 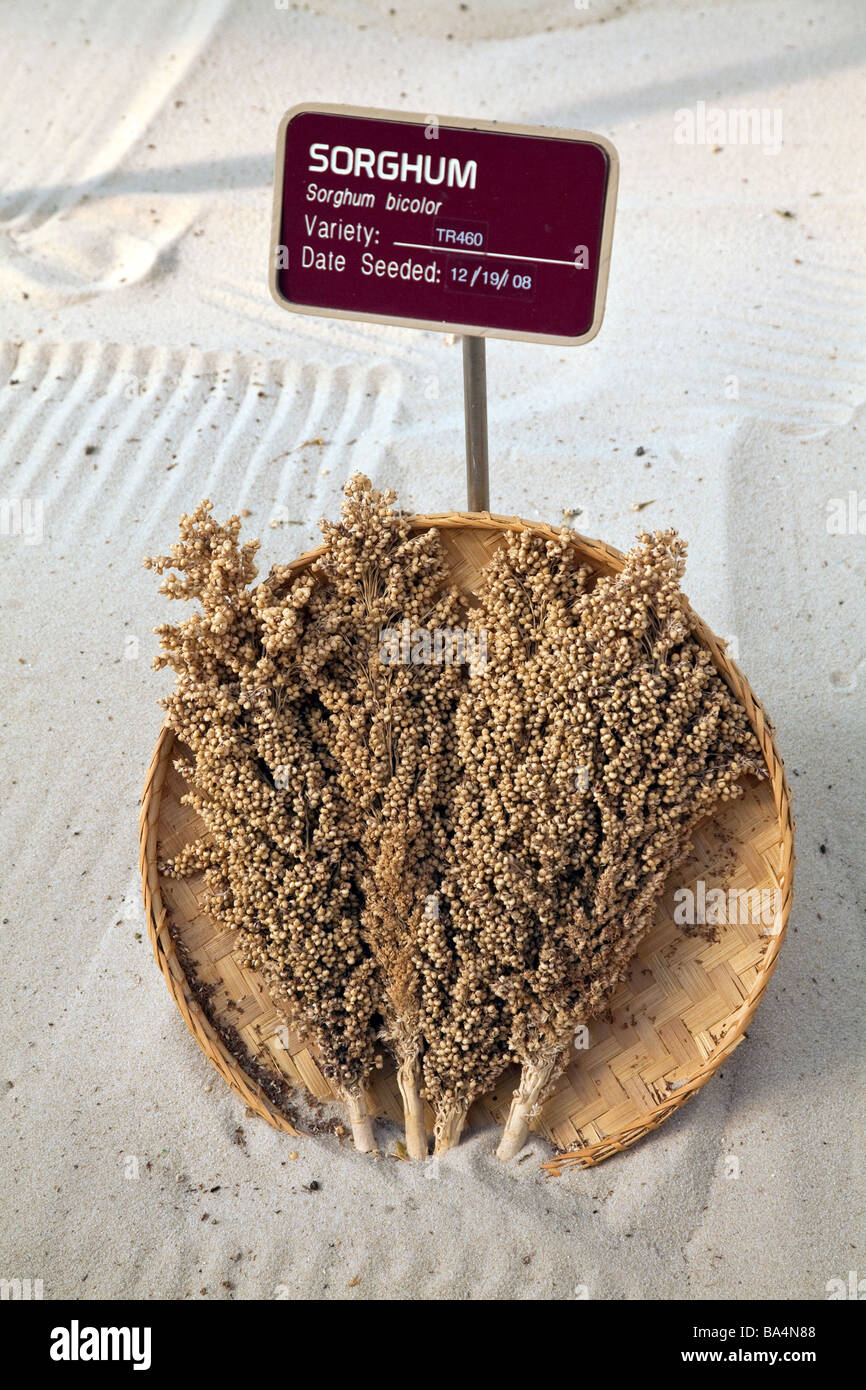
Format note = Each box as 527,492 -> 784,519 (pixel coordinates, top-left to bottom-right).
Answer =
140,513 -> 794,1169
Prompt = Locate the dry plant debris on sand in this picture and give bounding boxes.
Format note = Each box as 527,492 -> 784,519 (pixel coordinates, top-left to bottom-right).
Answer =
146,475 -> 763,1159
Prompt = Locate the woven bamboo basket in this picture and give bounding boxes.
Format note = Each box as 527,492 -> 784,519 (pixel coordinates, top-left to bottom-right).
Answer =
140,511 -> 794,1171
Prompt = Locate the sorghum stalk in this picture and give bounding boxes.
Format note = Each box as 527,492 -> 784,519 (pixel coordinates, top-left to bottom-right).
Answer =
396,1054 -> 428,1160
433,1101 -> 470,1155
147,501 -> 382,1153
496,1056 -> 558,1161
300,477 -> 464,1157
496,529 -> 763,1158
342,1087 -> 376,1154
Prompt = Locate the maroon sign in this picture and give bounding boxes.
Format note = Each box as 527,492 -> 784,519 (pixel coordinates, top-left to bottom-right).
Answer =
270,105 -> 618,346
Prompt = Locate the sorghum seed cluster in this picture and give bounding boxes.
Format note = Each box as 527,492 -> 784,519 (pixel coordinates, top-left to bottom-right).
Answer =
147,476 -> 764,1156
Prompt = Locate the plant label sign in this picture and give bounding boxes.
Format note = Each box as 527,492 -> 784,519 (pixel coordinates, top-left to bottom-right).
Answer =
270,104 -> 618,346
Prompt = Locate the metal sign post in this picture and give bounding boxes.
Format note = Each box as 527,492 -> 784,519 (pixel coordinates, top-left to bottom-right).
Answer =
462,336 -> 489,512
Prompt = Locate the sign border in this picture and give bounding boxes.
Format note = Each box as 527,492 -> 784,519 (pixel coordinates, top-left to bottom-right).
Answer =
269,102 -> 619,347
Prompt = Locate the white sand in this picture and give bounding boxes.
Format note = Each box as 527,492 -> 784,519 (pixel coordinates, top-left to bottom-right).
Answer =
1,0 -> 864,1300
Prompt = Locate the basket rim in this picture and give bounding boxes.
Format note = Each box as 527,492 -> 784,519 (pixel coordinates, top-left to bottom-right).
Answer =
139,509 -> 795,1171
